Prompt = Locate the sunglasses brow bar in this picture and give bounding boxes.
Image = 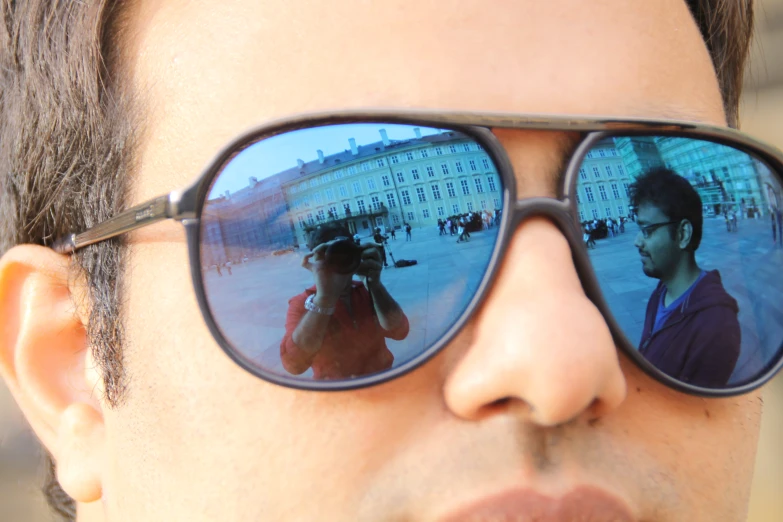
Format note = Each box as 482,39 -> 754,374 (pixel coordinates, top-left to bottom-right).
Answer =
52,192 -> 184,254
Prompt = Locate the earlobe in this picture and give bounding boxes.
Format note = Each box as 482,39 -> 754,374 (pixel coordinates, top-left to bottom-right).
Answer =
0,245 -> 106,503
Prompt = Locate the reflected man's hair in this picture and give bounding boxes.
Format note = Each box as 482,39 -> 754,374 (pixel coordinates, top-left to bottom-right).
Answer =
307,223 -> 353,251
629,168 -> 704,251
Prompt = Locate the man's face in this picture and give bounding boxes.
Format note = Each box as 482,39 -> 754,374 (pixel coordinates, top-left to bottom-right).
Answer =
634,203 -> 683,280
91,1 -> 761,520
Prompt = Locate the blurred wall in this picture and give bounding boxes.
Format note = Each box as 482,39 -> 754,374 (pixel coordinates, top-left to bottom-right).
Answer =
743,2 -> 783,522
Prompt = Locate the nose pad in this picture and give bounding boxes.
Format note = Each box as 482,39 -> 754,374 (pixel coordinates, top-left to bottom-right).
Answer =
443,216 -> 627,427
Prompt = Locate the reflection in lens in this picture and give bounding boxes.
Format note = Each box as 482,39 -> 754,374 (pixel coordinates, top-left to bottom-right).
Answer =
576,136 -> 783,388
199,123 -> 502,382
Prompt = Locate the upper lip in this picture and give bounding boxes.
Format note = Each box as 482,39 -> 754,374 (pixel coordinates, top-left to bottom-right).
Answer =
437,486 -> 636,522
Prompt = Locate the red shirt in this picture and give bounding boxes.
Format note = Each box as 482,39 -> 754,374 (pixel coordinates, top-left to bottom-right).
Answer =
280,282 -> 409,379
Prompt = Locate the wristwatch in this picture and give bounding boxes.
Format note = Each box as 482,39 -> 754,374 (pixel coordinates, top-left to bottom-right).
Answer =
305,294 -> 335,315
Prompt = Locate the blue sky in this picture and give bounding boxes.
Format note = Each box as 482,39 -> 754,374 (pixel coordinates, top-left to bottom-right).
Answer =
210,123 -> 442,196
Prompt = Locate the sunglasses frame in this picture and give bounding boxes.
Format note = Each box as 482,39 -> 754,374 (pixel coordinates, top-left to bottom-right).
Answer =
52,110 -> 783,396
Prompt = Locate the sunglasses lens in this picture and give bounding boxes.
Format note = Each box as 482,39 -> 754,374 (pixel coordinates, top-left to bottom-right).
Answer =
575,135 -> 783,389
199,123 -> 504,384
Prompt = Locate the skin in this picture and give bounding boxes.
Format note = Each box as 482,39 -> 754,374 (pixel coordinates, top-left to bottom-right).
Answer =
0,1 -> 764,521
634,202 -> 704,304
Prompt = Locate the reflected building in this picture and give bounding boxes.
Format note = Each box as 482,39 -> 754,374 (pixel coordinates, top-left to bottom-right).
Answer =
280,127 -> 503,245
576,136 -> 775,221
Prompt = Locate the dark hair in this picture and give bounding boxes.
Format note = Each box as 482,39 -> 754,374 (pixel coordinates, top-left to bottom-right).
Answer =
0,1 -> 756,520
306,223 -> 353,250
629,168 -> 704,251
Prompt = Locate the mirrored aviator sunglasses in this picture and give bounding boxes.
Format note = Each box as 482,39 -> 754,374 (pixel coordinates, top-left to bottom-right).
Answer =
52,111 -> 783,396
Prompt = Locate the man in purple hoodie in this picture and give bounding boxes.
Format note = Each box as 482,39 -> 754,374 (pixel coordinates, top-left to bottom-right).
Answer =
631,168 -> 740,388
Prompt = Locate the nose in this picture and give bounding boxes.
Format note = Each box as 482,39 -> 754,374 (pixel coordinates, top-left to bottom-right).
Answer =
443,218 -> 626,427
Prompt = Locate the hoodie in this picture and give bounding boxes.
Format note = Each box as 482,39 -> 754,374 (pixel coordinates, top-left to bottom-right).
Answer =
639,269 -> 740,388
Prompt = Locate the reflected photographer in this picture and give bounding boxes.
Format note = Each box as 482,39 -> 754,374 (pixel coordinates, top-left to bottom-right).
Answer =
280,223 -> 409,379
632,168 -> 740,387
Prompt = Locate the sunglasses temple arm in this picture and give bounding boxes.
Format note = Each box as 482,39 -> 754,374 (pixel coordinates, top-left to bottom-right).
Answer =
51,192 -> 181,254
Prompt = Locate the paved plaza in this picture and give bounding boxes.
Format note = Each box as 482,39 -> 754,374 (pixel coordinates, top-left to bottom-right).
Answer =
204,215 -> 783,384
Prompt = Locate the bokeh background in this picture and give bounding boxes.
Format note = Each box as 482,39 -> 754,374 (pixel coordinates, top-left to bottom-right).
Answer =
2,1 -> 783,520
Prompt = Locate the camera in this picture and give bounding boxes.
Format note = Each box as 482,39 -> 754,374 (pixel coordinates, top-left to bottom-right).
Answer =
324,238 -> 362,274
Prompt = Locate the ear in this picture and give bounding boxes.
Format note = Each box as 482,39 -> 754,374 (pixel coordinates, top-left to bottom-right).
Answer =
678,220 -> 694,250
0,245 -> 106,503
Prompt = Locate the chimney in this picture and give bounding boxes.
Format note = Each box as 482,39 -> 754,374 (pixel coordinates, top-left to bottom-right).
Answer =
349,138 -> 358,156
379,128 -> 390,146
249,176 -> 258,187
297,158 -> 305,169
224,190 -> 230,200
414,127 -> 422,139
317,150 -> 325,164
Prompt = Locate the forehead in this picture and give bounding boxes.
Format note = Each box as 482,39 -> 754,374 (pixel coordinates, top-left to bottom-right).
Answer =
636,203 -> 670,224
125,0 -> 725,203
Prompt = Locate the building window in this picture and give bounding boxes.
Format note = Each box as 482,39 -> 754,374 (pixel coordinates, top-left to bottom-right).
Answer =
456,161 -> 464,173
599,149 -> 606,157
406,152 -> 414,161
367,178 -> 377,190
303,196 -> 310,207
420,149 -> 429,158
467,201 -> 474,211
480,200 -> 487,209
426,166 -> 435,178
591,208 -> 599,219
401,190 -> 412,205
313,192 -> 322,204
576,193 -> 581,204
343,202 -> 351,214
449,145 -> 457,153
386,193 -> 397,208
382,175 -> 390,187
585,186 -> 595,202
598,185 -> 608,200
412,169 -> 420,180
474,178 -> 484,193
322,173 -> 331,183
493,198 -> 500,208
357,199 -> 367,213
390,155 -> 399,164
329,206 -> 338,218
348,166 -> 357,175
362,162 -> 370,172
617,205 -> 624,216
469,160 -> 477,171
422,208 -> 430,218
431,184 -> 442,200
579,168 -> 588,180
310,179 -> 318,187
487,176 -> 497,192
396,171 -> 405,183
618,164 -> 625,176
352,181 -> 362,195
482,158 -> 490,170
463,143 -> 471,152
392,214 -> 400,224
452,203 -> 460,214
437,206 -> 445,216
579,210 -> 585,221
376,159 -> 385,167
325,188 -> 334,201
441,163 -> 450,175
416,187 -> 427,203
446,182 -> 456,198
435,147 -> 443,155
605,207 -> 612,217
611,183 -> 620,199
592,166 -> 600,178
339,185 -> 348,197
623,182 -> 630,196
317,209 -> 326,221
407,211 -> 415,221
371,196 -> 381,211
460,179 -> 471,195
334,170 -> 343,179
605,165 -> 613,177
298,215 -> 306,228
